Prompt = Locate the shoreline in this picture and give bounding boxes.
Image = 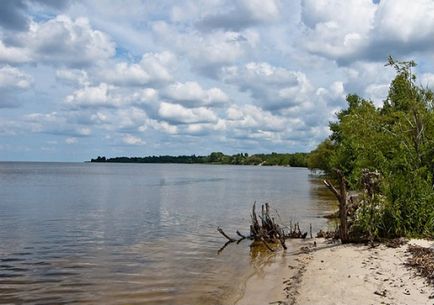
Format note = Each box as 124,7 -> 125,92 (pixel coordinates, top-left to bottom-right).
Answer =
234,239 -> 434,305
232,239 -> 319,305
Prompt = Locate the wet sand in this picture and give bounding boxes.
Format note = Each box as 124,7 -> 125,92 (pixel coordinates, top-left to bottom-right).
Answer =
233,250 -> 292,305
234,239 -> 434,305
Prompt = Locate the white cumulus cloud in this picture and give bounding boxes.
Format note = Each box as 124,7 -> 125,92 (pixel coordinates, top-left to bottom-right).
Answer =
164,81 -> 229,107
0,65 -> 32,89
97,51 -> 176,86
65,83 -> 119,108
158,102 -> 218,124
122,133 -> 144,145
1,15 -> 115,67
221,62 -> 313,110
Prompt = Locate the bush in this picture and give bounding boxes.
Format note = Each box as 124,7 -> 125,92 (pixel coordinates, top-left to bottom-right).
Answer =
310,57 -> 434,239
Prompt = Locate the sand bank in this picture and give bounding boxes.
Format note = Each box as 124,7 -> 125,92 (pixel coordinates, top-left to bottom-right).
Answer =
234,239 -> 433,305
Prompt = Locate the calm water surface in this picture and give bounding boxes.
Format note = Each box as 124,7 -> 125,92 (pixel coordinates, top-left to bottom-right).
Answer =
0,162 -> 334,305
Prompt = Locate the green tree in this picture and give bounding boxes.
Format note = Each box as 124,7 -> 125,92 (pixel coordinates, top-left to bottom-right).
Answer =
309,57 -> 434,238
209,152 -> 225,163
307,139 -> 334,173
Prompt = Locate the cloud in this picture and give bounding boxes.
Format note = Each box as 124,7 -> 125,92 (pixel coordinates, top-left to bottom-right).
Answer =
364,83 -> 389,106
56,68 -> 89,86
0,65 -> 33,89
65,83 -> 158,110
181,122 -> 223,136
301,0 -> 376,62
0,15 -> 115,67
0,0 -> 29,31
31,0 -> 72,10
112,107 -> 148,131
341,61 -> 395,104
57,106 -> 149,135
23,112 -> 92,137
146,119 -> 178,135
65,83 -> 119,108
223,104 -> 328,146
198,0 -> 281,31
226,104 -> 287,132
122,133 -> 144,145
158,102 -> 218,124
152,21 -> 253,75
420,73 -> 434,89
147,118 -> 225,137
221,62 -> 313,111
370,0 -> 434,57
301,0 -> 434,64
129,88 -> 159,107
96,51 -> 175,86
316,80 -> 346,103
0,0 -> 73,32
0,65 -> 33,108
0,119 -> 21,135
28,15 -> 115,66
65,137 -> 77,144
0,40 -> 30,63
163,81 -> 229,107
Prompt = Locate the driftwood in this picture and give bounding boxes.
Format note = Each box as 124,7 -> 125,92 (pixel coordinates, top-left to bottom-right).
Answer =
217,202 -> 309,253
251,202 -> 287,249
217,227 -> 236,242
286,221 -> 307,239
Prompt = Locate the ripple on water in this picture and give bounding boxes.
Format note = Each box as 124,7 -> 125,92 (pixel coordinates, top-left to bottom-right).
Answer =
0,163 -> 335,305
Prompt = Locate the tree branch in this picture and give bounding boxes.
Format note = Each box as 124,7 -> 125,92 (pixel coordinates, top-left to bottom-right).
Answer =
217,227 -> 236,242
323,179 -> 341,201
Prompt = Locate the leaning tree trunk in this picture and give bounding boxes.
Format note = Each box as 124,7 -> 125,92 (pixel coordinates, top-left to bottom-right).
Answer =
323,170 -> 349,243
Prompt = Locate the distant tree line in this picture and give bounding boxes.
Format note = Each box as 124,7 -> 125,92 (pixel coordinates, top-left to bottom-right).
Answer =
91,152 -> 309,167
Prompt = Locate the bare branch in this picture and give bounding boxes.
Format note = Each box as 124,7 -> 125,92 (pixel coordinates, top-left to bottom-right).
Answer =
236,230 -> 247,240
323,179 -> 341,201
217,227 -> 236,242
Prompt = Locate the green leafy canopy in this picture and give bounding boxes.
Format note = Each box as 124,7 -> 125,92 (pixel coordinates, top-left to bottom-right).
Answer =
309,57 -> 434,238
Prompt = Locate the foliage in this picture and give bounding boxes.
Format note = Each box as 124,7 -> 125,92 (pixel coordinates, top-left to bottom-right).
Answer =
309,56 -> 434,238
307,139 -> 334,173
91,152 -> 309,167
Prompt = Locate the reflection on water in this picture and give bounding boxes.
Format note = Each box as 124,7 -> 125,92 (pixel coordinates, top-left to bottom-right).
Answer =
308,174 -> 338,211
0,162 -> 335,305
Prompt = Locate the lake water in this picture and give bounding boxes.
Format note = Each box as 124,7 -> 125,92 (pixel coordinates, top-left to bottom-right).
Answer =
0,162 -> 334,305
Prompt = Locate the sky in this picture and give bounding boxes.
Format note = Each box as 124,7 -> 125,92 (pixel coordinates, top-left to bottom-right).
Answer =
1,0 -> 434,161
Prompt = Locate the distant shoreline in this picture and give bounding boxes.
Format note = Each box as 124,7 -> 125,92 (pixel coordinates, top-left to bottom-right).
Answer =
90,160 -> 307,168
90,152 -> 309,167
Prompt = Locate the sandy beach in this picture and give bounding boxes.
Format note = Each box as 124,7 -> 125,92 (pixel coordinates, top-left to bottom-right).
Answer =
234,239 -> 434,305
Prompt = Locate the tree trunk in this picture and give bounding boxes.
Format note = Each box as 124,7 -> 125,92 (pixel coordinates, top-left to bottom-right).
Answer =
324,170 -> 349,243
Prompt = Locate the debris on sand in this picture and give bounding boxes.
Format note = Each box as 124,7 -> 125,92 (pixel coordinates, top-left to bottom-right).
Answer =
385,237 -> 408,248
406,244 -> 434,284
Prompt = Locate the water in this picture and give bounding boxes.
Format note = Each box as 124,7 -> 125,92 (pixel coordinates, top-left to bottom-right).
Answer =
0,162 -> 335,305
